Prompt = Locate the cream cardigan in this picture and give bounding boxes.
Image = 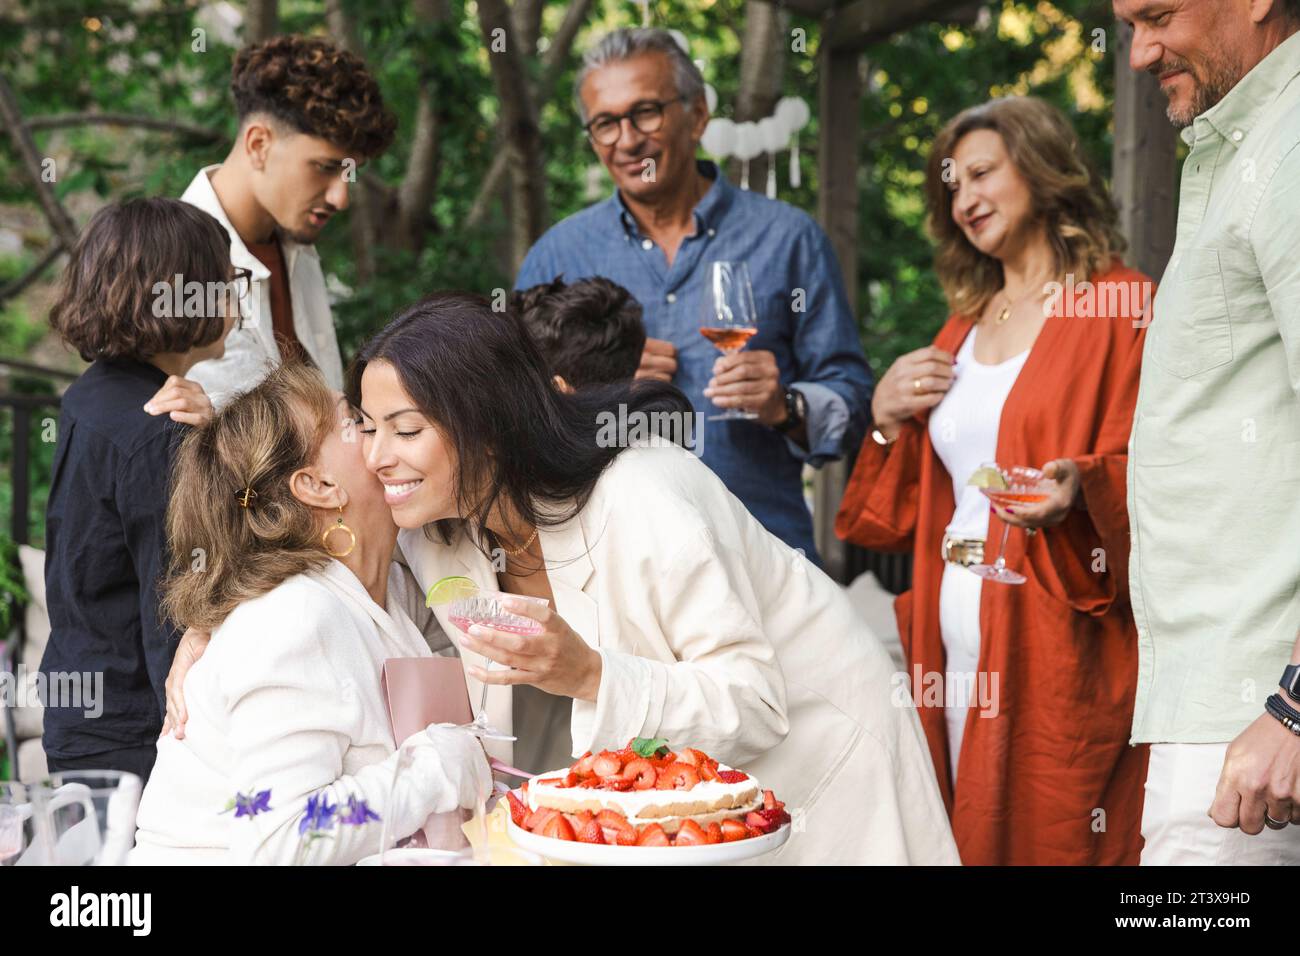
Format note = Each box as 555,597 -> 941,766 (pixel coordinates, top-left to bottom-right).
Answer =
129,561 -> 491,865
400,441 -> 960,865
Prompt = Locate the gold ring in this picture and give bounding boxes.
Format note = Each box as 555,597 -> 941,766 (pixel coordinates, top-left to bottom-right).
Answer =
913,378 -> 923,393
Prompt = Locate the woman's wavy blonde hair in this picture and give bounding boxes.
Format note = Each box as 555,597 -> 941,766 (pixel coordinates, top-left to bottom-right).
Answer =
925,96 -> 1126,318
162,362 -> 337,632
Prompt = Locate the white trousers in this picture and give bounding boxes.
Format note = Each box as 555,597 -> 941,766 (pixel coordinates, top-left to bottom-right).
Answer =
1140,742 -> 1300,865
938,563 -> 983,786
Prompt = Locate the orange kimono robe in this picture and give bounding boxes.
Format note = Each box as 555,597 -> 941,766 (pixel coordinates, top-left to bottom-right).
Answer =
836,262 -> 1151,865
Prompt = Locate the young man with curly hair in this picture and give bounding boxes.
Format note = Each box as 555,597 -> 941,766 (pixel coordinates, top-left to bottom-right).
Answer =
182,34 -> 396,407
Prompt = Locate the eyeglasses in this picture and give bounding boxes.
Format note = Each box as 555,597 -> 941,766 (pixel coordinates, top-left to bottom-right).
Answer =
584,97 -> 688,147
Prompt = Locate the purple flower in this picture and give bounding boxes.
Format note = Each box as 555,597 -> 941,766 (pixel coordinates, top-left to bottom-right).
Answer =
234,789 -> 272,818
298,793 -> 338,836
339,797 -> 381,826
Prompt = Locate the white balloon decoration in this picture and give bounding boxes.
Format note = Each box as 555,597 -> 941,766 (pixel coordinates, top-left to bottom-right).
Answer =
700,117 -> 737,158
757,116 -> 785,198
732,121 -> 763,190
775,97 -> 811,188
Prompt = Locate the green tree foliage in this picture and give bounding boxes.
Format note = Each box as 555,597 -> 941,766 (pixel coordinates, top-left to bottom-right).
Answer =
1,0 -> 1119,543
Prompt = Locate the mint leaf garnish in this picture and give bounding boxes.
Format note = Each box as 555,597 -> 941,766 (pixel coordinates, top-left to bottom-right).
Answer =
631,736 -> 670,758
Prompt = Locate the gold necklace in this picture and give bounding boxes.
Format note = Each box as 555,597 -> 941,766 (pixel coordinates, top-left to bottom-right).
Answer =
993,279 -> 1052,325
497,526 -> 538,556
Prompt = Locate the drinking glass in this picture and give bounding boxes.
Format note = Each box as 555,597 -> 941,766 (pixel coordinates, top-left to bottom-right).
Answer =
700,261 -> 759,421
968,463 -> 1052,586
448,590 -> 548,742
1,781 -> 48,866
41,770 -> 143,865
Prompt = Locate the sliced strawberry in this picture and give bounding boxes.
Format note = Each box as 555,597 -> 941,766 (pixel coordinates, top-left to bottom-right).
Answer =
596,809 -> 629,827
705,822 -> 723,845
614,826 -> 640,846
572,810 -> 594,829
576,818 -> 606,844
674,819 -> 708,846
535,776 -> 563,787
763,789 -> 781,811
541,813 -> 576,841
622,758 -> 658,790
636,823 -> 671,846
577,777 -> 603,788
573,752 -> 597,777
524,807 -> 558,832
746,811 -> 775,834
698,763 -> 721,782
654,763 -> 701,791
716,770 -> 749,784
674,748 -> 699,767
758,806 -> 791,829
505,790 -> 528,827
563,772 -> 580,787
744,824 -> 766,839
592,752 -> 623,777
720,819 -> 749,842
602,776 -> 634,792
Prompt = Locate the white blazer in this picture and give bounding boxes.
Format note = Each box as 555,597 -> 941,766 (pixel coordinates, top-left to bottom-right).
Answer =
180,166 -> 345,408
129,561 -> 491,865
399,441 -> 960,865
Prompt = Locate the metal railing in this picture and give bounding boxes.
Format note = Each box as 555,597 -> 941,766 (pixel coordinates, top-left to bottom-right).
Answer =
1,357 -> 71,781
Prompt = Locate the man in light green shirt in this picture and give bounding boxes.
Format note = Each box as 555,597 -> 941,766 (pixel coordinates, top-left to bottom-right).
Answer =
1116,0 -> 1300,863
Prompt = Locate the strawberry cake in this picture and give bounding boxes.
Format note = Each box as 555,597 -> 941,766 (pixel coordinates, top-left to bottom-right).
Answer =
505,738 -> 791,847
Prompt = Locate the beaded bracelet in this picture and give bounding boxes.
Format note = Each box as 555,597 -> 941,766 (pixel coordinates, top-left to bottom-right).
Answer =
1265,693 -> 1300,737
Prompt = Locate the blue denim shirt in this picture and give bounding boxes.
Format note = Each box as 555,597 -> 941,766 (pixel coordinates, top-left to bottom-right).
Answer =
516,162 -> 874,562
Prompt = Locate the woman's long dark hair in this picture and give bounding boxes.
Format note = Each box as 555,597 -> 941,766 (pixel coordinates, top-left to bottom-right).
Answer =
348,291 -> 692,551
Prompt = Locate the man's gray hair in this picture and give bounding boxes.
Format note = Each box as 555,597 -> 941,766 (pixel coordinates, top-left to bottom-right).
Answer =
575,28 -> 706,122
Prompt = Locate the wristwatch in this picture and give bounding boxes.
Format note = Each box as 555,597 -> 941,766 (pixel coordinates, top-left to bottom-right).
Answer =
1281,663 -> 1300,704
773,387 -> 806,433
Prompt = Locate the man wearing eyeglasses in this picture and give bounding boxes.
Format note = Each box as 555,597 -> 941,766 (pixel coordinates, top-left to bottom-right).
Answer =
180,35 -> 395,409
516,27 -> 874,564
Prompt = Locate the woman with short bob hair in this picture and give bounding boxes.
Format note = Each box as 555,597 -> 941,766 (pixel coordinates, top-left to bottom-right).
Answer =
837,95 -> 1152,864
131,362 -> 490,865
41,197 -> 236,782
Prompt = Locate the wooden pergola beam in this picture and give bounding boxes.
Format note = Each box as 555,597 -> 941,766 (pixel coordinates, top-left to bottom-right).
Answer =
825,0 -> 973,51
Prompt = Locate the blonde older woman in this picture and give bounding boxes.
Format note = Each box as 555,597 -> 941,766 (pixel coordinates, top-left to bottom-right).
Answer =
130,364 -> 490,865
836,96 -> 1151,865
349,292 -> 958,865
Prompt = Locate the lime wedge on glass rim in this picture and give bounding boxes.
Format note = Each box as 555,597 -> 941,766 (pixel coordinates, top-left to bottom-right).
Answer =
966,466 -> 1008,490
424,575 -> 479,608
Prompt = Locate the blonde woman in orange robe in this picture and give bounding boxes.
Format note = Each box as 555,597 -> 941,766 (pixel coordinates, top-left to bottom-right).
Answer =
836,96 -> 1150,865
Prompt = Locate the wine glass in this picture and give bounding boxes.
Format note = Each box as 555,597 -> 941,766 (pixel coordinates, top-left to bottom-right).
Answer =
967,463 -> 1052,586
700,260 -> 759,421
448,590 -> 549,742
371,740 -> 482,867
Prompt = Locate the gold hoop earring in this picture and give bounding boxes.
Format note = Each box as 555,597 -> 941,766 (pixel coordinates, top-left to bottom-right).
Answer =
322,506 -> 355,558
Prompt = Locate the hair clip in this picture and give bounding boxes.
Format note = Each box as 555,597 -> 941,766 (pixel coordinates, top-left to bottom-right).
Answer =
235,486 -> 258,508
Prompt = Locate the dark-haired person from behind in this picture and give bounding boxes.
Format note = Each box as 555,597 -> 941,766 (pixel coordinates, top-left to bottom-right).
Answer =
181,34 -> 396,408
512,276 -> 646,390
40,198 -> 238,782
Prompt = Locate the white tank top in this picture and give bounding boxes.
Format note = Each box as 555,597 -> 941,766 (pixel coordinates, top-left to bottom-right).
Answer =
928,328 -> 1030,539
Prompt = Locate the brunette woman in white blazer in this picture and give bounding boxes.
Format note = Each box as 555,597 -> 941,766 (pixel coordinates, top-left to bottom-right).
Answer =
130,363 -> 490,865
351,293 -> 958,866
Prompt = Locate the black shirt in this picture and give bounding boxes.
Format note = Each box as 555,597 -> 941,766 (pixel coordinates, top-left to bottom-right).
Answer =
40,359 -> 184,758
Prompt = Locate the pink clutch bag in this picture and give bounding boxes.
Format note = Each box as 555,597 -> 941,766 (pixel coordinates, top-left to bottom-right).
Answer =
380,657 -> 474,742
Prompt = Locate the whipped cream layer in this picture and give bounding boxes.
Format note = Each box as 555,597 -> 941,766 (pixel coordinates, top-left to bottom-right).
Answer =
526,764 -> 761,827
